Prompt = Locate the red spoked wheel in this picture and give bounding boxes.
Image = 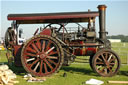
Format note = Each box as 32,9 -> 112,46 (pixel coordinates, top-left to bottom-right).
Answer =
21,35 -> 64,77
92,49 -> 121,77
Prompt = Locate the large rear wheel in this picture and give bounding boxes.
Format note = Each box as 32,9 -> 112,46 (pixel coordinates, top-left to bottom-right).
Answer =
92,49 -> 121,77
21,35 -> 64,77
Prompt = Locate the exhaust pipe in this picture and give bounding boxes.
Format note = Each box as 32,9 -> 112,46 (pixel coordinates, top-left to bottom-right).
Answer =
98,5 -> 107,40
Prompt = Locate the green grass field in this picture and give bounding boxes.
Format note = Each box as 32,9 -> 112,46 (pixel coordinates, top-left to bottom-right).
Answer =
0,43 -> 128,85
111,42 -> 128,64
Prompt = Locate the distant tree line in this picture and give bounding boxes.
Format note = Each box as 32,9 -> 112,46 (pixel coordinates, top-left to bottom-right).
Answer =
107,35 -> 128,42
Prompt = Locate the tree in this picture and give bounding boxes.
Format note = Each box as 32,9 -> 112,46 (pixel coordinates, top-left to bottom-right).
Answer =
107,35 -> 128,42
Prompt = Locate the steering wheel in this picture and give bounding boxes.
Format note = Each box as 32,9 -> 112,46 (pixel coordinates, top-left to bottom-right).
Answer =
44,24 -> 68,33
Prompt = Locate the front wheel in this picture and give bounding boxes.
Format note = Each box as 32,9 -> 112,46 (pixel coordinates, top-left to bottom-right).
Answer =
92,49 -> 121,77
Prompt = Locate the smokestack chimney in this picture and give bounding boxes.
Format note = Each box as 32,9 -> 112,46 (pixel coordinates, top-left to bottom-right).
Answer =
98,5 -> 107,40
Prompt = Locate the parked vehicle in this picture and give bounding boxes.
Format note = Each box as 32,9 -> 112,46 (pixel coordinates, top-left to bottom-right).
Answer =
5,5 -> 120,77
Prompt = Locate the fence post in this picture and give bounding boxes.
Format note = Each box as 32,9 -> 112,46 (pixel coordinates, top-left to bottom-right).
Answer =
127,53 -> 128,65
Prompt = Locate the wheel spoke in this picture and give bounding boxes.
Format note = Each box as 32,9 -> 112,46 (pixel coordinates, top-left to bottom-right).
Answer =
48,51 -> 58,56
107,66 -> 113,73
26,47 -> 37,53
108,54 -> 113,62
25,52 -> 36,57
45,40 -> 52,51
44,63 -> 48,73
109,58 -> 115,63
47,59 -> 57,65
101,54 -> 107,62
32,43 -> 40,53
97,57 -> 103,61
45,47 -> 55,54
44,59 -> 53,70
96,62 -> 104,65
27,58 -> 35,62
109,63 -> 115,65
104,52 -> 108,60
40,60 -> 43,73
47,56 -> 58,59
42,40 -> 45,52
29,59 -> 39,68
33,62 -> 40,72
36,40 -> 41,51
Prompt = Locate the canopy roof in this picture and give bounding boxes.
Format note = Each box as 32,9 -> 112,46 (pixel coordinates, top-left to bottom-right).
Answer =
7,11 -> 99,24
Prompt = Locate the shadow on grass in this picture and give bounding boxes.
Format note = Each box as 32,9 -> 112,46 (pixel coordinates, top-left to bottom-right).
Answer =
119,71 -> 128,76
74,61 -> 89,63
1,62 -> 99,77
61,66 -> 98,76
0,62 -> 8,65
75,57 -> 89,60
9,63 -> 27,76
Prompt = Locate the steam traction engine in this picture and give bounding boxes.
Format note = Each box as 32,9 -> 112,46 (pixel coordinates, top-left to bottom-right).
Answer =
5,5 -> 120,77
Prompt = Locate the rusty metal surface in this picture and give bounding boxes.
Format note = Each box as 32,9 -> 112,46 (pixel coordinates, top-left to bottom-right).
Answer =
8,11 -> 99,20
8,11 -> 99,24
68,43 -> 100,47
13,45 -> 23,66
40,29 -> 52,36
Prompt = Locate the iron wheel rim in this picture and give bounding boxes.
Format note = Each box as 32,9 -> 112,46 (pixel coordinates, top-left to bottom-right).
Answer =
92,49 -> 120,77
21,35 -> 64,77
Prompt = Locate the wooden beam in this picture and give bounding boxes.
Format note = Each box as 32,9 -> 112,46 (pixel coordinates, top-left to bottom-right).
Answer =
108,81 -> 128,84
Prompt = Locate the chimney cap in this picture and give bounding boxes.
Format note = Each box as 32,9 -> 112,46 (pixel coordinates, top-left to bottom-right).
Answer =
97,5 -> 107,10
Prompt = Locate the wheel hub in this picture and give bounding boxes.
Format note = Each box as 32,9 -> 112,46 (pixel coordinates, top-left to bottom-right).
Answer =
39,53 -> 47,60
105,61 -> 109,66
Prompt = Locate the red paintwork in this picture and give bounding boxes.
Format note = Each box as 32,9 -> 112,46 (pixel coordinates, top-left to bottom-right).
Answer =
74,47 -> 96,56
72,40 -> 97,56
74,48 -> 82,56
86,48 -> 97,53
40,29 -> 52,36
8,12 -> 99,20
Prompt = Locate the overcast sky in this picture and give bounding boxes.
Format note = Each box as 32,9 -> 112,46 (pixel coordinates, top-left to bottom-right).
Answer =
0,0 -> 128,39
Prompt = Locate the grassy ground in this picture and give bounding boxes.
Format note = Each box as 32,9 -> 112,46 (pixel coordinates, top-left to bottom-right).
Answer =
0,43 -> 128,85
